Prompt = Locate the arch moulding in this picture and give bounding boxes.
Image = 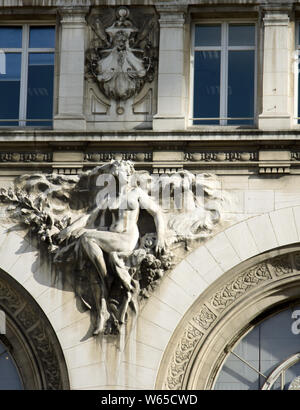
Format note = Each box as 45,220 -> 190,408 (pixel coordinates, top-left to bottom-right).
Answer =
2,206 -> 300,389
154,206 -> 300,390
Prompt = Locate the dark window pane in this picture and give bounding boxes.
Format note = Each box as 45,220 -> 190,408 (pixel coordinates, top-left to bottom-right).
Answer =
0,53 -> 21,126
0,27 -> 22,48
298,60 -> 300,123
193,50 -> 220,125
195,25 -> 221,47
29,26 -> 55,49
26,53 -> 54,126
229,25 -> 255,47
0,342 -> 23,390
228,50 -> 254,125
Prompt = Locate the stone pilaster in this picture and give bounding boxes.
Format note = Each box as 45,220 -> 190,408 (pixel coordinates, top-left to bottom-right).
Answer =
258,4 -> 294,130
54,7 -> 88,131
153,5 -> 188,131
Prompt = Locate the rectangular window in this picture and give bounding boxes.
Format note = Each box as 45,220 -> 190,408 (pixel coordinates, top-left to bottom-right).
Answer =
192,22 -> 256,126
297,23 -> 300,124
0,25 -> 55,127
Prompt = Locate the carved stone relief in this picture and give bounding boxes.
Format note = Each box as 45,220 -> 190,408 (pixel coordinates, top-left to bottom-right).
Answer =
84,151 -> 153,163
166,324 -> 203,390
0,152 -> 52,162
184,151 -> 258,162
0,160 -> 231,337
85,6 -> 158,118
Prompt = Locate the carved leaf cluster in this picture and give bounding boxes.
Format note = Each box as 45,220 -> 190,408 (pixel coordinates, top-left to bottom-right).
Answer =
138,249 -> 174,299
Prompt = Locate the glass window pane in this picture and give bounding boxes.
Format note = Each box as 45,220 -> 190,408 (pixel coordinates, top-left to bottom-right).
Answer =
298,58 -> 300,123
0,53 -> 21,126
195,25 -> 221,47
214,307 -> 299,390
0,341 -> 23,390
214,327 -> 260,390
215,306 -> 300,390
193,50 -> 220,125
26,53 -> 54,126
227,50 -> 254,125
0,27 -> 22,48
229,24 -> 255,46
29,26 -> 55,49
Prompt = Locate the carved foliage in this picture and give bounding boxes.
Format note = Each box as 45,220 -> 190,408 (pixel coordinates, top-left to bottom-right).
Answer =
267,254 -> 293,277
192,305 -> 217,330
210,263 -> 272,311
165,323 -> 203,390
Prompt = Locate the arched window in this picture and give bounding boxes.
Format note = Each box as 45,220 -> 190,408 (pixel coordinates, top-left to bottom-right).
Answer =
0,338 -> 23,390
214,305 -> 300,390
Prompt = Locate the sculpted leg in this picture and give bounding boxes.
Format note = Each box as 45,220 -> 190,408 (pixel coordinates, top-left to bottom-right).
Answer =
81,235 -> 108,294
109,251 -> 134,292
109,252 -> 139,325
89,271 -> 110,335
80,235 -> 110,334
119,291 -> 132,324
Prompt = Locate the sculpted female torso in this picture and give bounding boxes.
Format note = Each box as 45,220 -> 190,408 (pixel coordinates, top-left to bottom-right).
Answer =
83,187 -> 142,254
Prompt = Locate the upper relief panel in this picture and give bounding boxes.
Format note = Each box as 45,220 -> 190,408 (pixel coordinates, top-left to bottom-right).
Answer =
85,6 -> 159,131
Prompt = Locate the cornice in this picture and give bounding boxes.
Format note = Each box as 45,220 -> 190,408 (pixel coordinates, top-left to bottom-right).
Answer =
0,1 -> 298,8
0,129 -> 300,142
0,137 -> 299,176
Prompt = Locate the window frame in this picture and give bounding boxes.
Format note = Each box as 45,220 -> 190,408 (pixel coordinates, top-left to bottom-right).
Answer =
190,19 -> 258,128
213,305 -> 300,390
294,21 -> 300,125
0,23 -> 56,128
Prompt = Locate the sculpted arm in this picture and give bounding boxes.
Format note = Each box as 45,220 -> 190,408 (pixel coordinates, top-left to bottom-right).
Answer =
57,207 -> 99,243
138,190 -> 166,254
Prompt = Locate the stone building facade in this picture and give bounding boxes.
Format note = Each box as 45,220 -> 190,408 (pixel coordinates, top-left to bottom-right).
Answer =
1,0 -> 300,391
